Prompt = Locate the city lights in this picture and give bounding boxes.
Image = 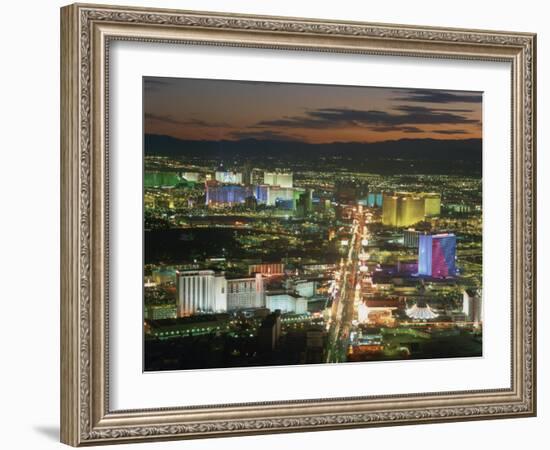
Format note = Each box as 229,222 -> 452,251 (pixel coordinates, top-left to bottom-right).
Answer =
143,77 -> 483,371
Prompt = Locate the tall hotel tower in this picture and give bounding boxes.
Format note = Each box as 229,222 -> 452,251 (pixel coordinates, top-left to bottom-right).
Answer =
463,289 -> 483,324
227,273 -> 265,310
382,192 -> 441,227
176,270 -> 227,316
417,233 -> 457,278
382,193 -> 426,227
263,172 -> 293,188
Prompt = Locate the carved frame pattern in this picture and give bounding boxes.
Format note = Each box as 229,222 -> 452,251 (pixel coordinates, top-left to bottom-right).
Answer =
60,3 -> 536,446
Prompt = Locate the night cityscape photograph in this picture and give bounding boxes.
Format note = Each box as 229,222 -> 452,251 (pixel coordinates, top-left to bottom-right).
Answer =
142,77 -> 483,372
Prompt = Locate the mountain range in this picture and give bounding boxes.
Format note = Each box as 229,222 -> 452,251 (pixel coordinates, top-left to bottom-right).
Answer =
144,134 -> 482,175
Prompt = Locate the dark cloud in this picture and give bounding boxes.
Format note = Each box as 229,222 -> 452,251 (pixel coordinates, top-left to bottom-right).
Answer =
394,105 -> 475,113
253,105 -> 478,130
372,126 -> 424,133
390,105 -> 479,125
393,89 -> 482,104
253,115 -> 327,129
228,130 -> 303,141
144,113 -> 229,128
432,129 -> 469,135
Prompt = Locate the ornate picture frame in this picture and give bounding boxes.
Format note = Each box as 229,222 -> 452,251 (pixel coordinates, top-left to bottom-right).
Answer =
60,3 -> 536,446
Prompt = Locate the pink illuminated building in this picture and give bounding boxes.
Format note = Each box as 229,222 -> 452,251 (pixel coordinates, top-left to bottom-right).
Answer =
418,233 -> 457,278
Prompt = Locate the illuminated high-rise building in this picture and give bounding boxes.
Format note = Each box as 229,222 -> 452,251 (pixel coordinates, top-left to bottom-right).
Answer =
267,186 -> 296,207
214,170 -> 243,184
226,274 -> 265,310
382,194 -> 398,225
205,183 -> 252,205
418,192 -> 441,217
296,189 -> 313,217
382,193 -> 424,227
367,192 -> 383,208
403,229 -> 421,248
253,184 -> 270,204
263,172 -> 293,188
250,168 -> 264,185
463,289 -> 483,324
265,293 -> 307,314
382,192 -> 441,227
423,193 -> 441,217
401,196 -> 425,225
293,280 -> 316,298
242,161 -> 252,185
176,270 -> 227,317
418,233 -> 457,278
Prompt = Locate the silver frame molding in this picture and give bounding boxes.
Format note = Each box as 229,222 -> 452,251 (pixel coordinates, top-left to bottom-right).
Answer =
60,3 -> 536,446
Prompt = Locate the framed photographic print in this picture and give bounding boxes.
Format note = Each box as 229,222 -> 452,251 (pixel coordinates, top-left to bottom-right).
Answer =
60,3 -> 537,446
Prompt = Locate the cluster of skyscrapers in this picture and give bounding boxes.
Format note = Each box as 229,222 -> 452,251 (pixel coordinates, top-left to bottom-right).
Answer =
144,156 -> 480,370
204,169 -> 313,213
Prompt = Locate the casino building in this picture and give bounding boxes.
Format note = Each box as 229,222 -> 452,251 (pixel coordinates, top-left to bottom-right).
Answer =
406,299 -> 438,320
463,289 -> 483,324
214,170 -> 243,184
382,192 -> 441,227
205,183 -> 252,206
417,233 -> 457,278
226,274 -> 265,310
176,270 -> 228,317
248,263 -> 285,276
265,292 -> 308,314
176,270 -> 270,315
263,172 -> 293,188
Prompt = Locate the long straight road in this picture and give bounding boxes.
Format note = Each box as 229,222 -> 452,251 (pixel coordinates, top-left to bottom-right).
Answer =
326,206 -> 368,363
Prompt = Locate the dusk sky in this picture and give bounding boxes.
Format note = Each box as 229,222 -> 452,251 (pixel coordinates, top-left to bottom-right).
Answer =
144,77 -> 482,144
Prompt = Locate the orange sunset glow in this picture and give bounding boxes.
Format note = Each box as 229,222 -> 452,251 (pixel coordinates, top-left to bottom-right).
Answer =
144,77 -> 482,144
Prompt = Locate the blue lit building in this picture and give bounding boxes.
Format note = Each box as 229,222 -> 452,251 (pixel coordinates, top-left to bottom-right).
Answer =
206,184 -> 252,205
254,184 -> 269,204
367,192 -> 383,208
418,233 -> 457,278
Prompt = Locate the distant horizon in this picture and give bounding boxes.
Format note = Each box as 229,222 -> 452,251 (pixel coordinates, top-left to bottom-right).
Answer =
144,132 -> 482,146
144,133 -> 482,175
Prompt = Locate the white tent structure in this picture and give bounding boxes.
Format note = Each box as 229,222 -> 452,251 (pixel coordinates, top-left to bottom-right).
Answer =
406,301 -> 438,320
